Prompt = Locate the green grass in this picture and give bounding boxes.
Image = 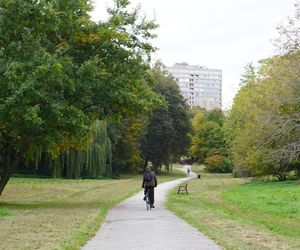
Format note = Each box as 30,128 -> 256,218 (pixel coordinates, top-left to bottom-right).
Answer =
0,207 -> 13,217
167,165 -> 300,250
0,168 -> 185,250
223,181 -> 300,237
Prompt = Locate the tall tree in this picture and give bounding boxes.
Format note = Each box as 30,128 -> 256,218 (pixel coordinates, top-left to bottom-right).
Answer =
34,120 -> 112,178
190,109 -> 229,172
111,115 -> 148,174
0,0 -> 158,195
257,57 -> 300,179
262,4 -> 300,177
239,63 -> 258,87
142,63 -> 191,171
224,3 -> 300,179
223,63 -> 267,177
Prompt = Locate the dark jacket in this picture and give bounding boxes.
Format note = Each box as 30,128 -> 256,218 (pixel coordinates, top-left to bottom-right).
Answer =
142,170 -> 157,188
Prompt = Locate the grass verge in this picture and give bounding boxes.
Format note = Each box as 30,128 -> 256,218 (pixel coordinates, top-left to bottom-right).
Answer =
0,207 -> 13,217
167,165 -> 300,250
0,168 -> 185,250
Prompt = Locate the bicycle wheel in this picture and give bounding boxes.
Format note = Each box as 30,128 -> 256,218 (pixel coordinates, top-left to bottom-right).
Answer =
146,196 -> 151,210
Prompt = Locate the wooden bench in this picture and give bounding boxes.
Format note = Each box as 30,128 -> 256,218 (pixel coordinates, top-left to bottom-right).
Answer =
177,183 -> 188,194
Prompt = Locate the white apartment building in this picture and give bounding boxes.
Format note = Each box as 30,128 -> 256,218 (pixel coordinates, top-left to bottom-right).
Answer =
166,62 -> 222,110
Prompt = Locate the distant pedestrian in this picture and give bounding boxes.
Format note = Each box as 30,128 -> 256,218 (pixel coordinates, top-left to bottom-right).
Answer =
142,166 -> 157,208
187,167 -> 190,176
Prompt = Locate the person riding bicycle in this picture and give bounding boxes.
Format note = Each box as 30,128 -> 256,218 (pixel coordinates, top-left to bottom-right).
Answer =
142,165 -> 157,208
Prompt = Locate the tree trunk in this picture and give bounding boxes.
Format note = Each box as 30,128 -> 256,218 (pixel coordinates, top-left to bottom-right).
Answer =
277,171 -> 287,181
0,152 -> 21,197
144,158 -> 148,169
296,164 -> 300,179
165,163 -> 169,172
153,159 -> 160,172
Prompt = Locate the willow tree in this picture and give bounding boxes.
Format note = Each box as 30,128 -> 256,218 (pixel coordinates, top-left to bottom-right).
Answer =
84,120 -> 112,178
111,115 -> 148,174
44,120 -> 111,178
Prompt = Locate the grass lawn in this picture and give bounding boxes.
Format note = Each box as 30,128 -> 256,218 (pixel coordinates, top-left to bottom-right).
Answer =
167,165 -> 300,250
0,168 -> 185,250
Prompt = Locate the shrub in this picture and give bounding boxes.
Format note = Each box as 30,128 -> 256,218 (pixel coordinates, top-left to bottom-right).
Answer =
204,155 -> 232,173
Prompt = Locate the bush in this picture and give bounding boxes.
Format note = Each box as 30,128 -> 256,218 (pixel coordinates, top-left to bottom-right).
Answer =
204,155 -> 232,173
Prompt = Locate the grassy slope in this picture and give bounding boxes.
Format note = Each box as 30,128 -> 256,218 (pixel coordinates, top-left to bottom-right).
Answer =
0,169 -> 185,250
167,165 -> 300,250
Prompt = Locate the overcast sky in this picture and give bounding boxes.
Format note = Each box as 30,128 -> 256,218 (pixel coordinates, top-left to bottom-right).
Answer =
91,0 -> 296,109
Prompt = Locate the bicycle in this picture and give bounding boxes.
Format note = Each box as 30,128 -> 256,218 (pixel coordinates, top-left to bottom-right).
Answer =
144,189 -> 151,210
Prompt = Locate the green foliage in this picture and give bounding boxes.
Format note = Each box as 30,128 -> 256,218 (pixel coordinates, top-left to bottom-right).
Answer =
111,115 -> 148,173
223,71 -> 264,177
224,55 -> 300,179
190,109 -> 230,172
239,62 -> 257,87
32,120 -> 112,178
224,5 -> 300,179
85,120 -> 112,178
142,62 -> 191,171
0,0 -> 159,193
204,155 -> 232,173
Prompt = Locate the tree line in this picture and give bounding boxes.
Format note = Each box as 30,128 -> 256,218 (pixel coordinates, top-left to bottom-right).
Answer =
223,4 -> 300,180
0,0 -> 191,196
189,3 -> 300,180
2,0 -> 299,197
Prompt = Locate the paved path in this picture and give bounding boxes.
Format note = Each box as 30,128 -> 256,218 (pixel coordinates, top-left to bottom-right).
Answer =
82,165 -> 220,250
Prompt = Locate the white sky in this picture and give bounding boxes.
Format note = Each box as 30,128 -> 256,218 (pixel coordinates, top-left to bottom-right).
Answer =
91,0 -> 296,109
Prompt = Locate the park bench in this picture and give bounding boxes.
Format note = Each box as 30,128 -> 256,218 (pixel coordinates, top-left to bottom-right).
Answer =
177,183 -> 188,194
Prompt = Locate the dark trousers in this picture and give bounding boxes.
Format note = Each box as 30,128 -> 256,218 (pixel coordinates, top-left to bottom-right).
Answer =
144,186 -> 154,205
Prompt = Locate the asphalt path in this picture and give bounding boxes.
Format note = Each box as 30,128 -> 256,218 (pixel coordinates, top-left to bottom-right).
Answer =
82,165 -> 220,250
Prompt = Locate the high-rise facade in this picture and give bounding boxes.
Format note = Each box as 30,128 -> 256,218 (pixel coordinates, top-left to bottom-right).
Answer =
166,62 -> 222,110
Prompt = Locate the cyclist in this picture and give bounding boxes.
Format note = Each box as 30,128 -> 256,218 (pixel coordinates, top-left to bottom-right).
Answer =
142,166 -> 157,208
